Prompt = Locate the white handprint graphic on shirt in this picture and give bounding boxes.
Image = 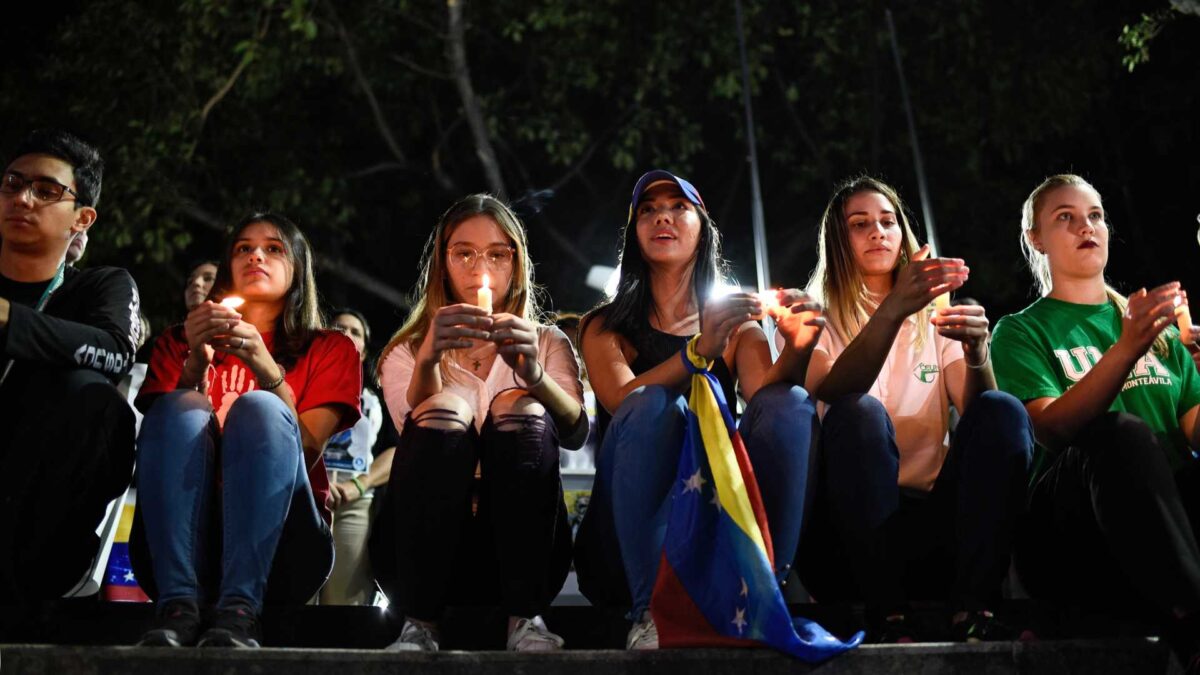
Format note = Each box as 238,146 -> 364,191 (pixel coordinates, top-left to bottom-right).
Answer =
215,362 -> 256,426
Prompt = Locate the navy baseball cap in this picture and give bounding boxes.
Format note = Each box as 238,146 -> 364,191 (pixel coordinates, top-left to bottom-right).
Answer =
627,170 -> 706,223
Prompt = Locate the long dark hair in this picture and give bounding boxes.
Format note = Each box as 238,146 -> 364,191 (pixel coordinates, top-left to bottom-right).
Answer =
583,188 -> 728,347
210,211 -> 323,366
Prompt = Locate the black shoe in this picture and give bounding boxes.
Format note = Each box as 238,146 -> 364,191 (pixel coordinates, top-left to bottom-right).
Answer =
950,610 -> 1021,642
196,602 -> 261,648
871,614 -> 916,644
138,598 -> 202,647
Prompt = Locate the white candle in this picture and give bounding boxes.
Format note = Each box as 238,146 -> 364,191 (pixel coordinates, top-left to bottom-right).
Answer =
933,292 -> 951,311
477,273 -> 493,314
1177,296 -> 1194,344
913,245 -> 951,310
220,296 -> 245,309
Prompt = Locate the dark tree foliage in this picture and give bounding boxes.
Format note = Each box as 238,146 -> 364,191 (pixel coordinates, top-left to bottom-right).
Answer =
0,0 -> 1195,351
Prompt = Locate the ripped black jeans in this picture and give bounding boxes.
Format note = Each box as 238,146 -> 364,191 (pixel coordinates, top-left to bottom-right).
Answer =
370,408 -> 572,621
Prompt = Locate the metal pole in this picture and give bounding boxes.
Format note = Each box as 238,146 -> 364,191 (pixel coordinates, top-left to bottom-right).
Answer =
885,8 -> 940,253
735,0 -> 771,293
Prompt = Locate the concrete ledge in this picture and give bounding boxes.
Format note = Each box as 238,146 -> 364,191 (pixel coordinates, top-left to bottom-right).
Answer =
0,639 -> 1175,675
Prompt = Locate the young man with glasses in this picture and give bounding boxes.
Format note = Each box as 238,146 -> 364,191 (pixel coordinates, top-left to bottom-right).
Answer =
0,129 -> 140,607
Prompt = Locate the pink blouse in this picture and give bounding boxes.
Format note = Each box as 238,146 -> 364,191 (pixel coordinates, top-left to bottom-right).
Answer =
379,325 -> 586,447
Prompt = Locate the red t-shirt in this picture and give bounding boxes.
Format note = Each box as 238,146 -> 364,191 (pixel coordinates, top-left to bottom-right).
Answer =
137,325 -> 362,522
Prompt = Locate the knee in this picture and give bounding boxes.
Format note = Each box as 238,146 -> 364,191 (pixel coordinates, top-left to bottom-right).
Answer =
612,385 -> 686,427
490,389 -> 546,419
964,391 -> 1034,459
747,382 -> 815,417
143,389 -> 210,428
411,392 -> 473,431
1083,412 -> 1164,473
225,389 -> 289,428
823,393 -> 887,432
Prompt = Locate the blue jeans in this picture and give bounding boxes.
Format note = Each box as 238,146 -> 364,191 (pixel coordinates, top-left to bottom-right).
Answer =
798,391 -> 1033,617
134,390 -> 332,612
581,382 -> 818,618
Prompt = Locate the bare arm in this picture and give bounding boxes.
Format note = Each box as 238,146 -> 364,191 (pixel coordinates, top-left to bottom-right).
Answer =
936,304 -> 996,415
1026,283 -> 1179,450
751,290 -> 826,398
582,294 -> 762,414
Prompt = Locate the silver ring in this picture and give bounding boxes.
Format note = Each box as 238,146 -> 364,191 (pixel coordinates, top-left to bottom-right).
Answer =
238,336 -> 246,349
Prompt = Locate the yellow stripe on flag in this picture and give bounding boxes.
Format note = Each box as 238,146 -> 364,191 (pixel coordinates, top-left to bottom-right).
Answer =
684,339 -> 768,555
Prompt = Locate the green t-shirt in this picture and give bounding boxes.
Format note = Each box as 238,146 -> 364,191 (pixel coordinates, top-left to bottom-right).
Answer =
991,296 -> 1200,480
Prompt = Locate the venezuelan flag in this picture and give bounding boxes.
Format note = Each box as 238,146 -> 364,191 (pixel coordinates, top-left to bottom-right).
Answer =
649,339 -> 862,661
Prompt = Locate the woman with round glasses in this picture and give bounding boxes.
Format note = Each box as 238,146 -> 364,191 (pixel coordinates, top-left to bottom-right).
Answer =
373,194 -> 587,652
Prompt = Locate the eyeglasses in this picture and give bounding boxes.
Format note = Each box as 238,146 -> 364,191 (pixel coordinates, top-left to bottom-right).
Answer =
447,244 -> 515,270
0,173 -> 78,204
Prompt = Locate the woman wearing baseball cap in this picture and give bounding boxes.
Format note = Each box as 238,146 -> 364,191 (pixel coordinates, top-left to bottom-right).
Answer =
573,170 -> 824,649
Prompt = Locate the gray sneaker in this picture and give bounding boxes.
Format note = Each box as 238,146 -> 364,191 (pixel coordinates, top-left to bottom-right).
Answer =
385,619 -> 439,652
626,612 -> 659,650
506,616 -> 565,652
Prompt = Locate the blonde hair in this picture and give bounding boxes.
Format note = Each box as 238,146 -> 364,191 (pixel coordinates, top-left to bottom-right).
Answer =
806,176 -> 931,351
1019,173 -> 1168,356
377,194 -> 543,381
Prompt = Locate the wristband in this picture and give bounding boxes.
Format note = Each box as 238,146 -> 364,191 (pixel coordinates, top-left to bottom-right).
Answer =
516,363 -> 545,389
350,476 -> 366,497
260,364 -> 287,390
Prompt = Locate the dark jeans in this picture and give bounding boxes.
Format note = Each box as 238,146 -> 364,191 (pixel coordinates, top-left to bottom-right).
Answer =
575,382 -> 819,618
370,410 -> 572,621
130,390 -> 333,612
0,366 -> 135,602
1015,412 -> 1200,618
798,391 -> 1033,618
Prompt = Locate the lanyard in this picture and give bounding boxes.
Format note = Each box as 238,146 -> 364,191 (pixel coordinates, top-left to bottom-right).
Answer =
0,263 -> 66,387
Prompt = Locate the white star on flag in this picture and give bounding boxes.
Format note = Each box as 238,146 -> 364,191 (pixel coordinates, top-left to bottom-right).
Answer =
123,571 -> 136,583
710,489 -> 722,512
740,577 -> 748,597
682,469 -> 707,494
732,607 -> 748,635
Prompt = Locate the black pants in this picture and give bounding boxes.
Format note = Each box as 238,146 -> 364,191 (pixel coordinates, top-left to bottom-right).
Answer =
798,392 -> 1034,619
1015,412 -> 1200,618
0,365 -> 135,602
370,411 -> 572,620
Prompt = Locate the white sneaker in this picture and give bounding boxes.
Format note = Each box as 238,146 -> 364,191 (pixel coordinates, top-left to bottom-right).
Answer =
385,619 -> 439,652
506,615 -> 565,651
626,612 -> 659,650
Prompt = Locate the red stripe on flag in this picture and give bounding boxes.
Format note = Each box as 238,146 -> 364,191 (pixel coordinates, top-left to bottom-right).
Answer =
651,553 -> 758,650
729,431 -> 775,566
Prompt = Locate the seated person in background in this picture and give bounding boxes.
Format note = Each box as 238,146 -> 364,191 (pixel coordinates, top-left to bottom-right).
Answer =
374,194 -> 586,652
322,307 -> 395,606
132,212 -> 361,648
992,174 -> 1200,665
0,129 -> 140,604
184,259 -> 218,312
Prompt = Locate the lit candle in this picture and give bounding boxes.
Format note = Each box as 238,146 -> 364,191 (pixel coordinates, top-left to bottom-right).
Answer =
477,273 -> 493,314
220,296 -> 245,309
913,245 -> 951,310
754,289 -> 781,320
1177,295 -> 1194,345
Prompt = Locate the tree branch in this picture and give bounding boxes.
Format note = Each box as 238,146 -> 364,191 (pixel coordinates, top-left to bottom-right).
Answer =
390,53 -> 451,80
446,0 -> 506,198
327,2 -> 409,165
194,9 -> 272,148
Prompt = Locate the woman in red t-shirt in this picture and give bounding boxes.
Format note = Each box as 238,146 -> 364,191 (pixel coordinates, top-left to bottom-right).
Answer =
132,212 -> 361,648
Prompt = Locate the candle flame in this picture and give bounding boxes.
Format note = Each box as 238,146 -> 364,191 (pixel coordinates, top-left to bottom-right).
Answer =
220,296 -> 245,309
481,272 -> 490,289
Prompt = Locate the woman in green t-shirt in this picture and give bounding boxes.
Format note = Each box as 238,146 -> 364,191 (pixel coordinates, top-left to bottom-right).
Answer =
991,173 -> 1200,660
